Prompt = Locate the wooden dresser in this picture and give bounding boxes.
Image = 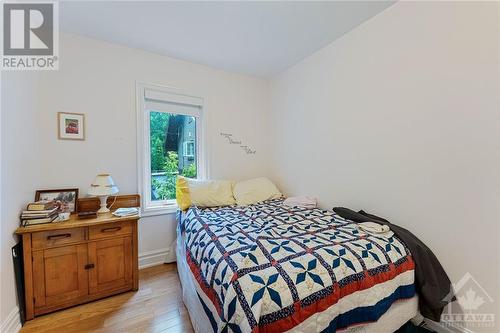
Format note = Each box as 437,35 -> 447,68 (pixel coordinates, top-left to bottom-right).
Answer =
15,194 -> 140,320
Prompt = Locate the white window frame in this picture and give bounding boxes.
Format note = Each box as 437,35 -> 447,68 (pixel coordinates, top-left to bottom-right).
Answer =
136,82 -> 207,216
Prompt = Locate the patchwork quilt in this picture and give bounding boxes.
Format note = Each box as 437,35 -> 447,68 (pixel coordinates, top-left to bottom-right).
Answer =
180,199 -> 416,333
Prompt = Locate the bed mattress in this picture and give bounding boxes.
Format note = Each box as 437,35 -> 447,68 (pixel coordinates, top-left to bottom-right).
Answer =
176,199 -> 418,333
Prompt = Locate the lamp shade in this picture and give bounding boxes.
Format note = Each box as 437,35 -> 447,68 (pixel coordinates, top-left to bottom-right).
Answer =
88,173 -> 119,196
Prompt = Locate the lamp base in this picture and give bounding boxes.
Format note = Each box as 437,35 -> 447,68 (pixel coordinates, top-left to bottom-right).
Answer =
97,195 -> 110,214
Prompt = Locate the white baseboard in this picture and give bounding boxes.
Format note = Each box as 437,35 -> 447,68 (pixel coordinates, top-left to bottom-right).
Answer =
138,248 -> 170,269
424,319 -> 476,333
1,306 -> 22,333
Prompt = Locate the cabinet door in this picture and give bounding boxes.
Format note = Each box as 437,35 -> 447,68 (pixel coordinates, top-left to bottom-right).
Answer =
88,236 -> 133,294
32,244 -> 88,309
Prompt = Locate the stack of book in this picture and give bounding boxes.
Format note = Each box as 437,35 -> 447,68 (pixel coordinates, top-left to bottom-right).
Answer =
21,201 -> 59,226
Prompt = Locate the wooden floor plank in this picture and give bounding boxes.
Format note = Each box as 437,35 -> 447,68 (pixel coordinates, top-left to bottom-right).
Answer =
20,264 -> 194,333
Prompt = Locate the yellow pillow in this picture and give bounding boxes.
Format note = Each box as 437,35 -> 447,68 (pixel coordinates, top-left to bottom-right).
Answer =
176,176 -> 235,210
233,177 -> 282,206
176,176 -> 192,211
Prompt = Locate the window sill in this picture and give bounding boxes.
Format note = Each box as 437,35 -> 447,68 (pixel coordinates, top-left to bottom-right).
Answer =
141,205 -> 178,217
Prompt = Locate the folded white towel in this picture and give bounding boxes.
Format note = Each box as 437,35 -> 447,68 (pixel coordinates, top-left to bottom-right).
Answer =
358,222 -> 393,237
283,196 -> 317,208
113,207 -> 139,217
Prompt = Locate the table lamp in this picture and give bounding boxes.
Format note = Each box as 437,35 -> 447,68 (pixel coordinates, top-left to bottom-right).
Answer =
88,173 -> 119,214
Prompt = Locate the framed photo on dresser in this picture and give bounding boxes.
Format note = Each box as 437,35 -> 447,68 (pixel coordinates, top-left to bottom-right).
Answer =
35,188 -> 79,213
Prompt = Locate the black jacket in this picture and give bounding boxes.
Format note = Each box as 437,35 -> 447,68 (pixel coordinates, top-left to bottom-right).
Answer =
332,207 -> 454,322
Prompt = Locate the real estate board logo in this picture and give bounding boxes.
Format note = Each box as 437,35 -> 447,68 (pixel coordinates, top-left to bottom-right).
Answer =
442,272 -> 495,329
2,2 -> 58,70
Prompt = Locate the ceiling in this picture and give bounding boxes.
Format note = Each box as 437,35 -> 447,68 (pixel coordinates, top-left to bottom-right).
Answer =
60,1 -> 394,78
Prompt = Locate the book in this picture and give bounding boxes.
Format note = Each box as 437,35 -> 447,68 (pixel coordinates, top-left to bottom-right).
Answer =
26,201 -> 56,211
21,214 -> 58,220
21,207 -> 58,217
22,214 -> 58,227
21,210 -> 58,221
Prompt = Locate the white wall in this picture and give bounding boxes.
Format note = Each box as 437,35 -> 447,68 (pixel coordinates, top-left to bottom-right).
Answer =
2,2 -> 500,331
0,32 -> 269,326
1,71 -> 43,330
269,0 -> 500,324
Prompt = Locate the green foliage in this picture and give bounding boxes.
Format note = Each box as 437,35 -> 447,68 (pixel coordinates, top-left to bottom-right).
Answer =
151,152 -> 179,200
150,137 -> 165,172
152,175 -> 176,200
182,163 -> 197,178
150,112 -> 169,172
164,151 -> 179,173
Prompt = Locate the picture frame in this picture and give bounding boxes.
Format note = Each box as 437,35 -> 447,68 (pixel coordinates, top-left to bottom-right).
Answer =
58,112 -> 85,140
35,188 -> 79,213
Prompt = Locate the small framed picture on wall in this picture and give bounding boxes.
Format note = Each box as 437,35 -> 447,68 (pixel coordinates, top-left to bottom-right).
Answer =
58,112 -> 85,140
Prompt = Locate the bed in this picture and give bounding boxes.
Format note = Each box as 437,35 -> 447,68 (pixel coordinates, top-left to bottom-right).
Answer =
176,199 -> 419,333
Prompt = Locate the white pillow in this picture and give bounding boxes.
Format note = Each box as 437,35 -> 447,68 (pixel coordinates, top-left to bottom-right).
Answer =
233,177 -> 282,206
187,178 -> 235,207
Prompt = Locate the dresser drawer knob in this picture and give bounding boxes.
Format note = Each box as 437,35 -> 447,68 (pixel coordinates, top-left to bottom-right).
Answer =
101,227 -> 121,233
47,233 -> 71,240
84,263 -> 95,270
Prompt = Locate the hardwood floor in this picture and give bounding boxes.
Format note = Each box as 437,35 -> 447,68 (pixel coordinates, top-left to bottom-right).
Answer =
20,264 -> 194,333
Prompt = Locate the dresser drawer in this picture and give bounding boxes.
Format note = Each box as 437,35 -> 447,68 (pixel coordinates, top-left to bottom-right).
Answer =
32,228 -> 86,249
89,221 -> 132,240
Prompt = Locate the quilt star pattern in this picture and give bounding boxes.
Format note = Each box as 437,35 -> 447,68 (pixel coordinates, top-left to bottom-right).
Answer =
180,199 -> 416,333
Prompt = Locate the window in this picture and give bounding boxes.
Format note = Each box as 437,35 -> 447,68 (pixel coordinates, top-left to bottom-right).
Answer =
183,140 -> 195,158
137,83 -> 204,215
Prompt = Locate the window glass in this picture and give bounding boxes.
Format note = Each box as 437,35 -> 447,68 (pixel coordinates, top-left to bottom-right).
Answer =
149,111 -> 197,201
